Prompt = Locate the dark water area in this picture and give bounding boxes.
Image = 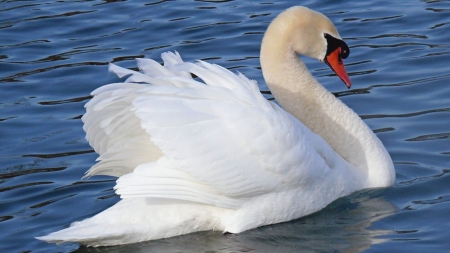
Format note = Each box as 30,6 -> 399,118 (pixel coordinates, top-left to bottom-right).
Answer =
1,0 -> 449,252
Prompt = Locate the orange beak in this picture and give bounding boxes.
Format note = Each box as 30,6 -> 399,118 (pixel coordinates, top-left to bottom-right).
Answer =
324,47 -> 352,89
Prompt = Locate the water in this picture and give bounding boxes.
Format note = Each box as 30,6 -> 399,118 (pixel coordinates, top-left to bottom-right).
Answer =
1,0 -> 449,252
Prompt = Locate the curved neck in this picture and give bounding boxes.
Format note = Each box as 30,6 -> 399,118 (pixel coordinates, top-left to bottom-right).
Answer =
260,25 -> 395,188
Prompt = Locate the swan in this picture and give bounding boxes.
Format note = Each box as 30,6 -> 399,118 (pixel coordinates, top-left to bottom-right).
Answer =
37,6 -> 395,247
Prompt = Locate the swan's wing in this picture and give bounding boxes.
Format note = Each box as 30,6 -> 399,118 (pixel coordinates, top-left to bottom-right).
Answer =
82,83 -> 166,177
81,52 -> 192,177
86,52 -> 337,208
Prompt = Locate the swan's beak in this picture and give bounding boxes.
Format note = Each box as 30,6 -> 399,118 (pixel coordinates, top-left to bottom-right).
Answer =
324,47 -> 352,89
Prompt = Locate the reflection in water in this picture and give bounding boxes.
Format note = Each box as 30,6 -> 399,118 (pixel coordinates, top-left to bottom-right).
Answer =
74,191 -> 397,253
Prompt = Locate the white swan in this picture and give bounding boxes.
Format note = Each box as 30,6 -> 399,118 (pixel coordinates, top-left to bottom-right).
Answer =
37,6 -> 395,247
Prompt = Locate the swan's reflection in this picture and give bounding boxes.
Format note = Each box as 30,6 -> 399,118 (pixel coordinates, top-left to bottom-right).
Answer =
74,189 -> 396,253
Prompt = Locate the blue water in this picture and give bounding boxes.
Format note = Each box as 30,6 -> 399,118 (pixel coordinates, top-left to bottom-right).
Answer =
1,0 -> 449,252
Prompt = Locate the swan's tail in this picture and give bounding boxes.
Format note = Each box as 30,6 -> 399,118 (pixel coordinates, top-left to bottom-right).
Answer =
37,198 -> 223,247
36,221 -> 129,247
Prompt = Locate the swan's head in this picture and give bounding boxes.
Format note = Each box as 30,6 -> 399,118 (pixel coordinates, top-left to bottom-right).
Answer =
263,6 -> 352,88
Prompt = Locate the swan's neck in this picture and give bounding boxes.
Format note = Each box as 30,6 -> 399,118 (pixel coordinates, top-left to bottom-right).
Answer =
260,27 -> 395,187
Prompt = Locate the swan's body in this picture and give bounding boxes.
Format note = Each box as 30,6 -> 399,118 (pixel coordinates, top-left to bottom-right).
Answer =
37,6 -> 395,246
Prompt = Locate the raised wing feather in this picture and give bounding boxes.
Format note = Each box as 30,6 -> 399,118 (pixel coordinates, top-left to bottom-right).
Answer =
86,52 -> 335,208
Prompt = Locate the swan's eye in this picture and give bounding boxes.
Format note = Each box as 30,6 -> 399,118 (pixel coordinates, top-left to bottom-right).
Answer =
340,42 -> 350,59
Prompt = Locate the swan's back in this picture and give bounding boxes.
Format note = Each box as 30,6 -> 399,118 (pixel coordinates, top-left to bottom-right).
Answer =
84,52 -> 351,203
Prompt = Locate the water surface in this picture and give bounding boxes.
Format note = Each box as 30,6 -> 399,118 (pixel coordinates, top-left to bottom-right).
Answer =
1,0 -> 449,252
